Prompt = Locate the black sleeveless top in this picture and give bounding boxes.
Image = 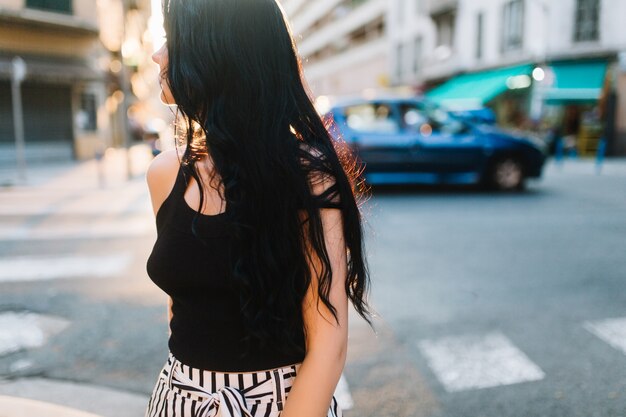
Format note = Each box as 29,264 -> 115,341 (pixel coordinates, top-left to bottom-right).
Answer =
146,164 -> 306,372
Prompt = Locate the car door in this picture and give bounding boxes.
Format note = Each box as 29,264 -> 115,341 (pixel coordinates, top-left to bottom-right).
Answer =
399,102 -> 486,175
336,102 -> 410,173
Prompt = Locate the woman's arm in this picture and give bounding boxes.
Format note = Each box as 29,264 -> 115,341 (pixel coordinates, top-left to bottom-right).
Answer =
145,148 -> 180,337
168,296 -> 173,336
281,189 -> 349,416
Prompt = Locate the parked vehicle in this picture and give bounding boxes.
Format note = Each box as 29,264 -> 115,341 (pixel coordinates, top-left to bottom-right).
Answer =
326,98 -> 547,191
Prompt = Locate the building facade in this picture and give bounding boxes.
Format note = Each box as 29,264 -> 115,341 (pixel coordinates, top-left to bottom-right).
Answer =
286,0 -> 626,156
0,0 -> 153,163
282,0 -> 388,98
392,0 -> 626,156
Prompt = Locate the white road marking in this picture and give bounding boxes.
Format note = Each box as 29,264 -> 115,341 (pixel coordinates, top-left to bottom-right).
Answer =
0,254 -> 133,283
9,358 -> 34,372
0,206 -> 151,216
0,218 -> 154,241
0,311 -> 70,356
417,332 -> 545,392
0,183 -> 151,217
334,374 -> 354,410
584,317 -> 626,355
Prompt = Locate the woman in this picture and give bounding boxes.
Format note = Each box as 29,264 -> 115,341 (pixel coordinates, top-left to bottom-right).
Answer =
144,0 -> 370,416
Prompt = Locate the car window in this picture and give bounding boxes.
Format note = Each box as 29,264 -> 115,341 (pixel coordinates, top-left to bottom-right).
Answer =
345,103 -> 399,134
400,105 -> 429,131
400,103 -> 467,136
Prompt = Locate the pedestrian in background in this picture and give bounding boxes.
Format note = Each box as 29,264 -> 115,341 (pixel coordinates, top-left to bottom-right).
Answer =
144,0 -> 371,416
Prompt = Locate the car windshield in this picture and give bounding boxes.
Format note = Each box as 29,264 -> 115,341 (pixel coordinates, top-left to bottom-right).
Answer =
344,103 -> 400,134
400,102 -> 467,136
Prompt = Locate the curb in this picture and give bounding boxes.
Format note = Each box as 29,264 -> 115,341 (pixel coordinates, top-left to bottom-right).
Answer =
0,378 -> 147,417
543,157 -> 626,177
0,395 -> 103,417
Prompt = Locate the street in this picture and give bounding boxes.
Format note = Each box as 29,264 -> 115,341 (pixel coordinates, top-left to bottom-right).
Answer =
0,156 -> 625,417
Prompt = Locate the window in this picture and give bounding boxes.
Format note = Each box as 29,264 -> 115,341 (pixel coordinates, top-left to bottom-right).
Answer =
349,0 -> 368,7
26,0 -> 72,14
339,0 -> 368,11
396,43 -> 405,81
77,93 -> 97,131
434,11 -> 455,48
399,104 -> 428,131
399,103 -> 466,136
416,0 -> 424,14
574,0 -> 600,42
345,103 -> 399,134
476,12 -> 484,60
502,0 -> 524,53
413,37 -> 423,75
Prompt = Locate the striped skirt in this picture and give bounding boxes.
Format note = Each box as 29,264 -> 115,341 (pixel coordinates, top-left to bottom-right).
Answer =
145,352 -> 342,417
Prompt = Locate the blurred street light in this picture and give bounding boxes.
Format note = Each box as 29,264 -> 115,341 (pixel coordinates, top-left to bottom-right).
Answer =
149,0 -> 166,51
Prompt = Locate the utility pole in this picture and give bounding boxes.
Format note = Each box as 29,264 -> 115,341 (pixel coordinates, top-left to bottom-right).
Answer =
120,0 -> 133,180
11,56 -> 27,183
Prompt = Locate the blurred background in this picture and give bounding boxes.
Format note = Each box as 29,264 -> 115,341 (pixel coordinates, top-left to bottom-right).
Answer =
0,1 -> 625,417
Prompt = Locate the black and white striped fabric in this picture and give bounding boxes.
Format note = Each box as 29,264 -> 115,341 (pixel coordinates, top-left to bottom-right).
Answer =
145,352 -> 342,417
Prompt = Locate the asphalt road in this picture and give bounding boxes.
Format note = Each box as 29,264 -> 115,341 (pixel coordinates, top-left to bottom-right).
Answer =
0,157 -> 625,417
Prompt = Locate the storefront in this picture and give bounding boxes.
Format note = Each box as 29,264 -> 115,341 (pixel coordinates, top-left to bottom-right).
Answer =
425,64 -> 534,127
0,53 -> 106,162
0,81 -> 74,160
540,59 -> 609,157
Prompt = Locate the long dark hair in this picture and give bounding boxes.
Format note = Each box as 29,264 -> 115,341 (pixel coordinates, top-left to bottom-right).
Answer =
162,0 -> 370,353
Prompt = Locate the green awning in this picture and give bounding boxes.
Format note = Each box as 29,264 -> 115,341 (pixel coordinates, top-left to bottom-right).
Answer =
426,64 -> 533,110
543,60 -> 608,104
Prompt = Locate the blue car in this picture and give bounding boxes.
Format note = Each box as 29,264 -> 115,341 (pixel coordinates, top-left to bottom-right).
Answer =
327,98 -> 547,191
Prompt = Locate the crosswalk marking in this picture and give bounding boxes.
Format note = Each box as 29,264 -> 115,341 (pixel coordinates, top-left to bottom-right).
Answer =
0,206 -> 151,216
584,317 -> 626,355
0,175 -> 150,217
0,218 -> 154,241
417,332 -> 545,392
0,312 -> 70,356
0,254 -> 133,282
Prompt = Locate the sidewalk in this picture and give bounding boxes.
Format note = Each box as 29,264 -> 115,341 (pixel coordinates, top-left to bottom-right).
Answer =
0,395 -> 103,417
0,145 -> 155,220
0,145 -> 154,417
0,379 -> 147,417
0,144 -> 154,190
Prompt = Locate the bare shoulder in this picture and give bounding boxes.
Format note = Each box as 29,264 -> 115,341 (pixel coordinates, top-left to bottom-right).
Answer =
146,148 -> 183,181
145,148 -> 184,216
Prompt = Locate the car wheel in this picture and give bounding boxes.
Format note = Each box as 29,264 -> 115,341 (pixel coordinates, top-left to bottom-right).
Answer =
488,157 -> 526,191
